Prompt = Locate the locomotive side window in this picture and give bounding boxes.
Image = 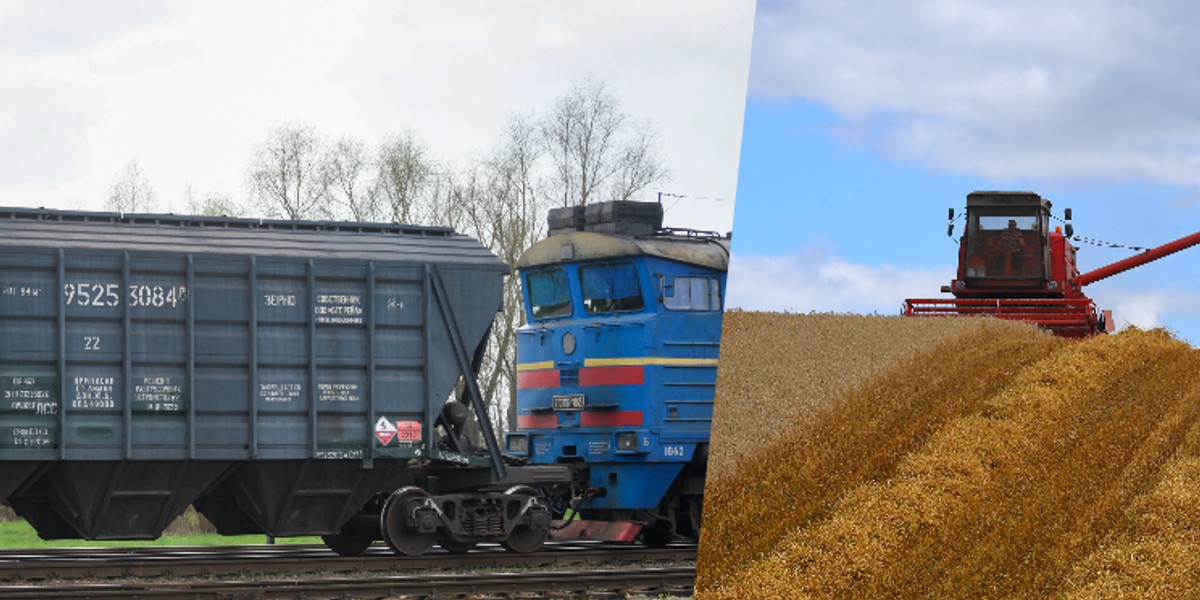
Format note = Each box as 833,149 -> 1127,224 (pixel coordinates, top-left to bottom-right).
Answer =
527,268 -> 572,319
662,276 -> 721,311
581,262 -> 644,314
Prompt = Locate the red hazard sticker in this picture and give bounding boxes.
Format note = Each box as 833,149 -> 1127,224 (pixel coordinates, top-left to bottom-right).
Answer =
374,417 -> 397,445
395,420 -> 421,441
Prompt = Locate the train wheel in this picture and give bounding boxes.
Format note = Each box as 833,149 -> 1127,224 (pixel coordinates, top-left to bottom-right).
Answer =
640,519 -> 673,548
501,523 -> 548,553
322,527 -> 374,556
500,486 -> 550,553
437,532 -> 478,554
382,488 -> 437,556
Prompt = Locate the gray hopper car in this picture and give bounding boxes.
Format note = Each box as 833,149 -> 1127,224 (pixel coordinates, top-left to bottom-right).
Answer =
0,208 -> 567,556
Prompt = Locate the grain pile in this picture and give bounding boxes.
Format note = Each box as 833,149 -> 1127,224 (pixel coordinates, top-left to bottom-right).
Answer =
707,311 -> 1023,483
697,312 -> 1200,599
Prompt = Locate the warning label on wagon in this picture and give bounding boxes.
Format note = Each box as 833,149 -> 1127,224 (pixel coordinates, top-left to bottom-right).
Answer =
374,417 -> 397,445
375,417 -> 421,445
395,420 -> 421,442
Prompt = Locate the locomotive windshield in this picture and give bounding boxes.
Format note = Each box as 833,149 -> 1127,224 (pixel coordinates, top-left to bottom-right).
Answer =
581,262 -> 644,314
527,268 -> 572,319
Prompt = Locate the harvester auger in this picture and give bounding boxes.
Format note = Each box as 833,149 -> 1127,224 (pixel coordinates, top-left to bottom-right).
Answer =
903,191 -> 1200,338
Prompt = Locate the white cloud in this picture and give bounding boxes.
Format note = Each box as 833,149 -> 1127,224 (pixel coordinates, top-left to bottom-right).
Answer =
1091,287 -> 1200,336
727,249 -> 949,314
1106,290 -> 1167,330
751,0 -> 1200,187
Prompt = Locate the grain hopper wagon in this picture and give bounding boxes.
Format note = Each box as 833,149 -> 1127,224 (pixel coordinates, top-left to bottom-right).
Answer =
0,207 -> 568,555
904,191 -> 1200,337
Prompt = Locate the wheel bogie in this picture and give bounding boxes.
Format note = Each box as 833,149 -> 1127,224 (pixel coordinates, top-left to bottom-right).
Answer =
367,485 -> 554,556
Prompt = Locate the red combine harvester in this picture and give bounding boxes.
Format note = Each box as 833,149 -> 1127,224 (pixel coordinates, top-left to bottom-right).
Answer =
903,191 -> 1200,338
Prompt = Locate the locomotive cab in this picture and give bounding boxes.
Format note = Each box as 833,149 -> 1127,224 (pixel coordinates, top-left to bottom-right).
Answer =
508,201 -> 728,545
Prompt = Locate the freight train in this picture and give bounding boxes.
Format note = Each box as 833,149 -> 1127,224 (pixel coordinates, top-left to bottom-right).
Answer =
506,201 -> 729,545
0,208 -> 568,556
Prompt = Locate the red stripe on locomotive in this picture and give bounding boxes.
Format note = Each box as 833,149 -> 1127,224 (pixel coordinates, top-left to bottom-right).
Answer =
579,365 -> 644,386
517,414 -> 559,429
516,369 -> 560,390
580,410 -> 644,427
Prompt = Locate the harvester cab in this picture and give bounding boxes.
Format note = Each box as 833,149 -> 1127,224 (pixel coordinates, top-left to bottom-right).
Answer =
948,192 -> 1072,298
907,190 -> 1200,338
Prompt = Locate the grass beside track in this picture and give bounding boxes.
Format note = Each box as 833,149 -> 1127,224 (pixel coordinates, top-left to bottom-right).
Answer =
0,520 -> 319,549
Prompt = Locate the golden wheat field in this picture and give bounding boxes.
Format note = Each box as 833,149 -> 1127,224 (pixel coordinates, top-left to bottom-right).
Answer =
697,311 -> 1200,599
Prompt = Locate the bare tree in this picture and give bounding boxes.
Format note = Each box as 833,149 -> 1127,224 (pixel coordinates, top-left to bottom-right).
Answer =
613,124 -> 668,201
247,124 -> 329,219
540,77 -> 668,207
324,136 -> 379,221
107,159 -> 157,213
374,131 -> 435,224
184,185 -> 242,217
457,114 -> 548,433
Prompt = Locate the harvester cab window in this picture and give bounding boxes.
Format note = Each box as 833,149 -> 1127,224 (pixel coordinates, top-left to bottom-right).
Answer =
581,262 -> 644,314
527,268 -> 572,319
967,210 -> 1045,279
662,276 -> 721,311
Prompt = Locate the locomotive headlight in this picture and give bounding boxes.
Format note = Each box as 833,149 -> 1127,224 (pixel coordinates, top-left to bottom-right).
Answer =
562,331 -> 576,355
616,431 -> 638,452
506,433 -> 530,455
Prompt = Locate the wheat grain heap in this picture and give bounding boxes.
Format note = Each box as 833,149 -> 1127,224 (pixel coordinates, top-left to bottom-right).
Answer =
697,311 -> 1200,599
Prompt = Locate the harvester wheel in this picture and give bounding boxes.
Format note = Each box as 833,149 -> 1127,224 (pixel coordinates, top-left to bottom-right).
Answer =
382,488 -> 437,556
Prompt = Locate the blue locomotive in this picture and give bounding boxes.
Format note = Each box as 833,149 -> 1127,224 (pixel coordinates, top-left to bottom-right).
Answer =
504,201 -> 728,545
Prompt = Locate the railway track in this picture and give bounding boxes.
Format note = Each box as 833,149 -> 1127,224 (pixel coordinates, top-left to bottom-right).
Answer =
0,541 -> 696,598
0,565 -> 696,599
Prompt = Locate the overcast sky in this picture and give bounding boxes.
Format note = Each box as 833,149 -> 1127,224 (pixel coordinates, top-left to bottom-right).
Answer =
0,1 -> 754,233
730,0 -> 1200,345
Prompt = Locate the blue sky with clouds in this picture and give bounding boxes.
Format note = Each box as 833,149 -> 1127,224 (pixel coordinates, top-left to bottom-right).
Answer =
728,1 -> 1200,345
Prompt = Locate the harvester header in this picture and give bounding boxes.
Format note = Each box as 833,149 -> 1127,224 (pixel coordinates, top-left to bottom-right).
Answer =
903,191 -> 1200,337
